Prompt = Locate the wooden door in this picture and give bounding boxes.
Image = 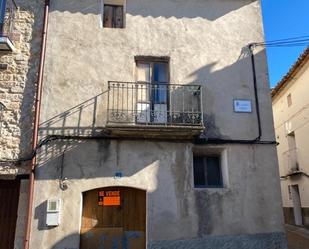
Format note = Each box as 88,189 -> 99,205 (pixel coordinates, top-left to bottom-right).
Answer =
291,185 -> 303,226
0,179 -> 20,249
80,187 -> 146,249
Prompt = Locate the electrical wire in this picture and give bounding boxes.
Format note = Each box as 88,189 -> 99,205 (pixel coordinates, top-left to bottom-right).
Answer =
280,171 -> 309,179
258,38 -> 309,46
4,37 -> 307,164
262,35 -> 309,43
252,35 -> 309,48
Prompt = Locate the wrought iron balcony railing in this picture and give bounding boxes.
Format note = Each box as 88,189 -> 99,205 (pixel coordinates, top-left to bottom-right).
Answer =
107,81 -> 203,128
0,0 -> 17,51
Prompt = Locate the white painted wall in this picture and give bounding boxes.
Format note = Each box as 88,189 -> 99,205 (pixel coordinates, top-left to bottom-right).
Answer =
273,61 -> 309,209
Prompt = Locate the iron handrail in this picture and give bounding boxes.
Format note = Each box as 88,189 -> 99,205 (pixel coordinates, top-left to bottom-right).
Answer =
108,81 -> 202,89
107,81 -> 203,127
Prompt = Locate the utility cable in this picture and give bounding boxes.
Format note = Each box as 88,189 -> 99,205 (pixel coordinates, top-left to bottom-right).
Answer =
6,37 -> 300,164
253,36 -> 309,48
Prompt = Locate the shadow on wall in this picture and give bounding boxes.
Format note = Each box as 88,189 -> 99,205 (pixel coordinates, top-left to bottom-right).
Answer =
37,48 -> 268,136
31,42 -> 271,248
50,0 -> 256,21
35,48 -> 269,166
34,140 -> 208,246
39,91 -> 108,137
0,1 -> 44,160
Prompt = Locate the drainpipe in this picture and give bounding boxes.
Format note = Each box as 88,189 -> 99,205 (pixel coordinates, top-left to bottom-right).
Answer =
24,1 -> 50,248
248,43 -> 262,141
195,44 -> 274,145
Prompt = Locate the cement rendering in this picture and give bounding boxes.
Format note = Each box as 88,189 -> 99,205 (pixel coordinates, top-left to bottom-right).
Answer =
27,0 -> 287,248
30,140 -> 286,248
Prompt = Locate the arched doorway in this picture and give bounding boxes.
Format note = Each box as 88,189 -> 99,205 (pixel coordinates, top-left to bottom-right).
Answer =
80,187 -> 146,249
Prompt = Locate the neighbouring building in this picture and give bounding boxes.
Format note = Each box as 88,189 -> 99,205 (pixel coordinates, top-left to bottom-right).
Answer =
27,0 -> 287,249
0,0 -> 44,248
272,46 -> 309,228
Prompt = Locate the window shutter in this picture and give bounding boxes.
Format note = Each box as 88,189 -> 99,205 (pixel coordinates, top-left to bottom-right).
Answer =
103,5 -> 113,28
114,6 -> 123,28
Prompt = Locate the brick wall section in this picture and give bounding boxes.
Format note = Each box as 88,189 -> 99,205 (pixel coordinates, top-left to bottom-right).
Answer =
0,0 -> 44,176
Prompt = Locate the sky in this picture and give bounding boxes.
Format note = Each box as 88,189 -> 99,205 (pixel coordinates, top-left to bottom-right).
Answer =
260,0 -> 309,88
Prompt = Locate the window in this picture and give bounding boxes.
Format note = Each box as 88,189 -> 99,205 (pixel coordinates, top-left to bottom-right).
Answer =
135,58 -> 169,124
193,155 -> 223,188
136,60 -> 168,103
287,93 -> 292,107
103,4 -> 124,28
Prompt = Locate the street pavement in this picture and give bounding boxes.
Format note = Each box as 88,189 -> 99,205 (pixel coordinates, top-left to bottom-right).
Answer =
285,224 -> 309,249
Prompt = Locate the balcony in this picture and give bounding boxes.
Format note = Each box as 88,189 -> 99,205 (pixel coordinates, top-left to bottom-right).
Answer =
283,148 -> 299,175
106,81 -> 204,139
0,0 -> 17,51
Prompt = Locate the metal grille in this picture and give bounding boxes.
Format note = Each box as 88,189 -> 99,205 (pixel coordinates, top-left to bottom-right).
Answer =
107,81 -> 203,127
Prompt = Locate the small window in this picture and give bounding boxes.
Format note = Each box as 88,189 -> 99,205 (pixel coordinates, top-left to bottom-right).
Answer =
287,93 -> 292,107
103,4 -> 124,28
193,155 -> 223,188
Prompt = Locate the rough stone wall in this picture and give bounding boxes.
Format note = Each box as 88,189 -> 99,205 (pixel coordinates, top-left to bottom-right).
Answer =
0,0 -> 44,176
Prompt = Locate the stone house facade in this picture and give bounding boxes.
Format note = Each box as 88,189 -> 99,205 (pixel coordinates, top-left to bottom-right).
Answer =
0,0 -> 287,248
0,0 -> 44,248
272,46 -> 309,227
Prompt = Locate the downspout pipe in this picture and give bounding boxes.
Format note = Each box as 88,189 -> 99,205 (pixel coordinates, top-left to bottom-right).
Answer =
196,43 -> 269,145
24,1 -> 50,248
248,43 -> 262,141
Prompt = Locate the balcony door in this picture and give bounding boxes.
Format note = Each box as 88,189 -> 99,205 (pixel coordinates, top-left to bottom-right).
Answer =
136,61 -> 169,124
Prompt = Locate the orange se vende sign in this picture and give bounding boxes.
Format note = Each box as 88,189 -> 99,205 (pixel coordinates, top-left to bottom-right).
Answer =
98,191 -> 120,206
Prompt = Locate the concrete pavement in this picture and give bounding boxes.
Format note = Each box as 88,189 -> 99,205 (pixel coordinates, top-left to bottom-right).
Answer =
285,224 -> 309,249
